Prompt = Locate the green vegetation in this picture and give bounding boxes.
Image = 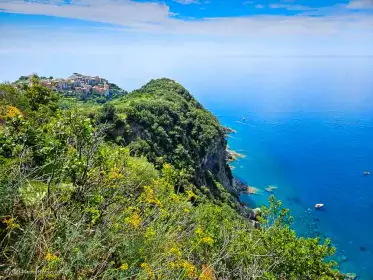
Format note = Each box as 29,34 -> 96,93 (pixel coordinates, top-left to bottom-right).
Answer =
107,79 -> 235,205
0,76 -> 341,279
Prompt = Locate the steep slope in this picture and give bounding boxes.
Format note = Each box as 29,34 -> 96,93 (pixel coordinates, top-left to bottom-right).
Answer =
108,78 -> 236,203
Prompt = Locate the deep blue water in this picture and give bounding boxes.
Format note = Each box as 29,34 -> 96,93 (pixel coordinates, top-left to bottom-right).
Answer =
187,57 -> 373,279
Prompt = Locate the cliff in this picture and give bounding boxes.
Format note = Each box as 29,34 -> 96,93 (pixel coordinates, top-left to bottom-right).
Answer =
106,78 -> 236,202
196,136 -> 234,193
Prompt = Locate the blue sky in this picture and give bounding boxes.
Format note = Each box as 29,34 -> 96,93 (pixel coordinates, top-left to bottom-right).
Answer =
0,0 -> 373,88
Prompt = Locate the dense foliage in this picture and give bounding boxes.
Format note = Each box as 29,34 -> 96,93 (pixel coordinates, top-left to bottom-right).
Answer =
106,79 -> 234,203
0,77 -> 342,279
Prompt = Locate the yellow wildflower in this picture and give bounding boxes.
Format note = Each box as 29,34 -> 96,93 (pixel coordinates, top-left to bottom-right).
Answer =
183,208 -> 190,214
182,260 -> 197,278
120,263 -> 129,271
195,226 -> 203,236
160,208 -> 170,219
140,262 -> 148,269
109,167 -> 124,180
145,226 -> 156,239
144,186 -> 162,206
141,262 -> 155,280
169,261 -> 176,269
3,218 -> 21,230
186,190 -> 196,200
0,106 -> 23,121
169,243 -> 182,257
169,193 -> 180,202
144,186 -> 154,203
201,236 -> 214,246
169,259 -> 197,278
45,252 -> 60,262
125,212 -> 141,229
199,264 -> 216,280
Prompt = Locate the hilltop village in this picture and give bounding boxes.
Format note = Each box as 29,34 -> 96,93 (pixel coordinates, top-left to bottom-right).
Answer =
15,73 -> 127,102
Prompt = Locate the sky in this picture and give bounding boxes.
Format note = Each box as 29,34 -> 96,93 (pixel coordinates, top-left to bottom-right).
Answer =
0,0 -> 373,88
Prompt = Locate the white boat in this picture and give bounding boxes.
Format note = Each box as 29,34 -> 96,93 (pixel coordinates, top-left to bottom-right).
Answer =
315,204 -> 324,209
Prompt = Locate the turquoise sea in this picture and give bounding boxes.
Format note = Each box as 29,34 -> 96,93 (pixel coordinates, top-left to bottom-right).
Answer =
186,57 -> 373,279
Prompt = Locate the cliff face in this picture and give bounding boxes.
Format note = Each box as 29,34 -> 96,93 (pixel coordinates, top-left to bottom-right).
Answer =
196,136 -> 234,193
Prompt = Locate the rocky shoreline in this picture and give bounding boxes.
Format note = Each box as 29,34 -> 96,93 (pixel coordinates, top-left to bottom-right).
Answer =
223,126 -> 237,135
223,131 -> 261,225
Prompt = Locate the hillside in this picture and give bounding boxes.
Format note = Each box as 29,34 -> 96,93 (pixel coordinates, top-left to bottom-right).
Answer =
100,78 -> 237,208
0,76 -> 342,279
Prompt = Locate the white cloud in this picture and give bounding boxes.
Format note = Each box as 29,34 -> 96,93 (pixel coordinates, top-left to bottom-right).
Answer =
0,0 -> 372,42
268,4 -> 315,11
172,0 -> 199,4
347,0 -> 373,9
0,0 -> 171,28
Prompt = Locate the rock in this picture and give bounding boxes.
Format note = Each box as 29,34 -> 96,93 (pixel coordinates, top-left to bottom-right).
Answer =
223,126 -> 236,135
265,185 -> 278,193
250,220 -> 261,229
344,273 -> 357,280
243,207 -> 262,221
247,186 -> 260,195
253,208 -> 262,218
226,149 -> 245,163
233,179 -> 249,193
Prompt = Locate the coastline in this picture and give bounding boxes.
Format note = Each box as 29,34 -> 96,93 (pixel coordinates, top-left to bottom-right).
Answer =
221,116 -> 364,279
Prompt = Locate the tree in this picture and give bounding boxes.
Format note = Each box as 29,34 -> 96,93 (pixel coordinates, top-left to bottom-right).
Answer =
25,79 -> 58,111
99,103 -> 116,122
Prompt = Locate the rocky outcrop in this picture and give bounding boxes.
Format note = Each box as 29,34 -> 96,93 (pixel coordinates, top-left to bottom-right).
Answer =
344,273 -> 357,280
196,136 -> 234,193
226,148 -> 245,163
232,178 -> 250,193
222,126 -> 236,135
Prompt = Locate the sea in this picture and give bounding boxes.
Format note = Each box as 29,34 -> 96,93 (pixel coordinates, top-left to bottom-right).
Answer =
186,56 -> 373,279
